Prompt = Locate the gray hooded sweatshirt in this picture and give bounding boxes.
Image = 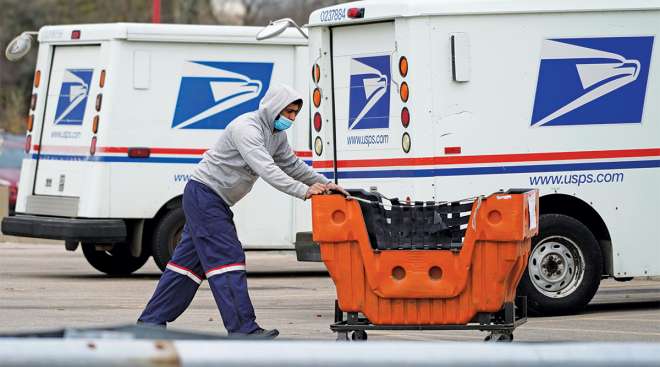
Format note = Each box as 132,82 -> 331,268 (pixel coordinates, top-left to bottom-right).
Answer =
191,84 -> 330,206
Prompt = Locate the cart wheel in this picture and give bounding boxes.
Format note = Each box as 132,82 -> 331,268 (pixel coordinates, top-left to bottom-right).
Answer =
336,331 -> 349,341
485,331 -> 513,342
351,330 -> 368,341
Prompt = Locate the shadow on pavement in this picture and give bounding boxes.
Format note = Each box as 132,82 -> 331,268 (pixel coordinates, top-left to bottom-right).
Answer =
585,300 -> 660,313
19,270 -> 329,281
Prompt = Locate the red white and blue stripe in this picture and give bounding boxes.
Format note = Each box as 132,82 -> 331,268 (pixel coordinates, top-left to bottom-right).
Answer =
312,148 -> 660,179
30,145 -> 660,179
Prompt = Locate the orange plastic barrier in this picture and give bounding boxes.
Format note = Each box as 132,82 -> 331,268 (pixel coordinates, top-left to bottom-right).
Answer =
312,190 -> 539,325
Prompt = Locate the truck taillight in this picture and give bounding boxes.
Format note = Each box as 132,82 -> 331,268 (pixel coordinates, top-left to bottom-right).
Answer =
71,30 -> 81,39
402,132 -> 411,154
401,107 -> 410,128
313,88 -> 321,107
90,136 -> 97,156
95,94 -> 103,111
33,70 -> 41,88
99,70 -> 106,88
314,137 -> 323,156
25,135 -> 32,154
26,115 -> 34,132
30,93 -> 37,110
128,147 -> 151,158
312,64 -> 320,83
400,57 -> 410,129
313,112 -> 322,132
347,7 -> 365,19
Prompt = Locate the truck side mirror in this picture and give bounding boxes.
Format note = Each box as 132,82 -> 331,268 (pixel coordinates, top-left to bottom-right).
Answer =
5,32 -> 37,62
256,18 -> 308,41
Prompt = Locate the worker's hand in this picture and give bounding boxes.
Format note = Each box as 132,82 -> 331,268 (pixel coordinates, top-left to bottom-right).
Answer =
305,183 -> 327,199
325,182 -> 349,196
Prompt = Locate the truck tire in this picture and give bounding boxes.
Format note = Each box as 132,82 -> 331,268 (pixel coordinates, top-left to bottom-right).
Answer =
82,243 -> 150,275
517,214 -> 602,316
151,207 -> 185,272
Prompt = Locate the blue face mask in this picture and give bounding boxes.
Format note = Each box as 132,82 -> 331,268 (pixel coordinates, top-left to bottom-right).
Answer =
274,115 -> 293,131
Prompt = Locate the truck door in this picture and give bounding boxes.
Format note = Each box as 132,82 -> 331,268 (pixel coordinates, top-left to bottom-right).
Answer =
34,45 -> 100,199
330,22 -> 400,191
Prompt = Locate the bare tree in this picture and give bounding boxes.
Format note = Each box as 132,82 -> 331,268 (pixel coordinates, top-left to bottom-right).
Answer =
209,0 -> 348,26
0,0 -> 350,133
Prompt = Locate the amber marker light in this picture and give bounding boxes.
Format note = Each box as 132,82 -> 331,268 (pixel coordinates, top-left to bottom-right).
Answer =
33,70 -> 41,88
92,115 -> 100,134
313,88 -> 322,107
399,56 -> 408,77
400,82 -> 409,102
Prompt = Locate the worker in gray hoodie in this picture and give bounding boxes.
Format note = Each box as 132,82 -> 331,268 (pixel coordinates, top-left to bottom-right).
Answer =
138,84 -> 347,338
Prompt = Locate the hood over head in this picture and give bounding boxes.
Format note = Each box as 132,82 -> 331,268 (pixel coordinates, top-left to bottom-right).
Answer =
257,84 -> 303,129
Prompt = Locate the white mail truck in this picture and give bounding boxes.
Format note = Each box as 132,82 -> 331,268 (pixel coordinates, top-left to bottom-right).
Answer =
305,0 -> 660,315
2,23 -> 315,275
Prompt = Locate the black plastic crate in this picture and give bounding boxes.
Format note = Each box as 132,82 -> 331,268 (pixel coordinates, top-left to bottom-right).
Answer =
346,189 -> 474,251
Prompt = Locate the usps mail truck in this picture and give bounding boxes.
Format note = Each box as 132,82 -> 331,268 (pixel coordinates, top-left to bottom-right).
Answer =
2,23 -> 314,275
305,0 -> 660,315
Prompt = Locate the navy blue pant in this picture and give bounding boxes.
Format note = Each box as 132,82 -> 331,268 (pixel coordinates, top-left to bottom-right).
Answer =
139,180 -> 260,334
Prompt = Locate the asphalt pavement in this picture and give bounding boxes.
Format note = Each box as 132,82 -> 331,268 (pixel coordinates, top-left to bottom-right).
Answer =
1,242 -> 659,342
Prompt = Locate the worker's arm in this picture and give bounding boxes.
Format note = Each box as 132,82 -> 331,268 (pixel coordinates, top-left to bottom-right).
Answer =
233,126 -> 312,200
273,139 -> 330,186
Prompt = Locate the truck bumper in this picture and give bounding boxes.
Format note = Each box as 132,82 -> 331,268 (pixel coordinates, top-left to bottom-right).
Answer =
1,215 -> 127,243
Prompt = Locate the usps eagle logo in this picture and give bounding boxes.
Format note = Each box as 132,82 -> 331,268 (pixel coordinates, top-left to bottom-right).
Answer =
171,61 -> 273,129
348,55 -> 391,130
54,69 -> 93,126
531,36 -> 654,126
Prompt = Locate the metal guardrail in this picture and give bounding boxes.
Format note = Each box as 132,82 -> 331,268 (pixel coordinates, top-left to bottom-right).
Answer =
1,339 -> 659,367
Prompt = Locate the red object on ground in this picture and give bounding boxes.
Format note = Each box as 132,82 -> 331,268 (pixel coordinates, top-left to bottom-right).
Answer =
152,0 -> 161,23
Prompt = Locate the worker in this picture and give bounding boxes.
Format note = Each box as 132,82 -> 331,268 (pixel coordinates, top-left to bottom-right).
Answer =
138,84 -> 347,338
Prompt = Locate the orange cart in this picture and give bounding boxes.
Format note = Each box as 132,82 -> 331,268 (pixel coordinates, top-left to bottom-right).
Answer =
312,189 -> 539,341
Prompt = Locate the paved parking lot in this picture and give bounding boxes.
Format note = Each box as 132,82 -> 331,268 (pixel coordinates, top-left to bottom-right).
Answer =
1,242 -> 659,342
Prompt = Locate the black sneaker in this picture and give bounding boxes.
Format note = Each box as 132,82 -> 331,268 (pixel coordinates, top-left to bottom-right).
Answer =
136,320 -> 166,328
229,328 -> 279,339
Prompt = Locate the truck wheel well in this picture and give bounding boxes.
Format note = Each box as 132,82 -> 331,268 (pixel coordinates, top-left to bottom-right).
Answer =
539,193 -> 612,275
143,195 -> 183,252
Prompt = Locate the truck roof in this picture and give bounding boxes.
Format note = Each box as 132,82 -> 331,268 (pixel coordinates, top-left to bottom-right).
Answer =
308,0 -> 660,27
38,23 -> 307,46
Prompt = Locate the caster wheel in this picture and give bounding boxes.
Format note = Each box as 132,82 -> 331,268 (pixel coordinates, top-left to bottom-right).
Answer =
351,330 -> 368,341
485,332 -> 513,342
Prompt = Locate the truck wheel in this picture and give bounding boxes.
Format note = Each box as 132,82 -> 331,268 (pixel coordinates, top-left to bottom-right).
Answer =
517,214 -> 602,316
82,243 -> 150,276
151,207 -> 185,272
